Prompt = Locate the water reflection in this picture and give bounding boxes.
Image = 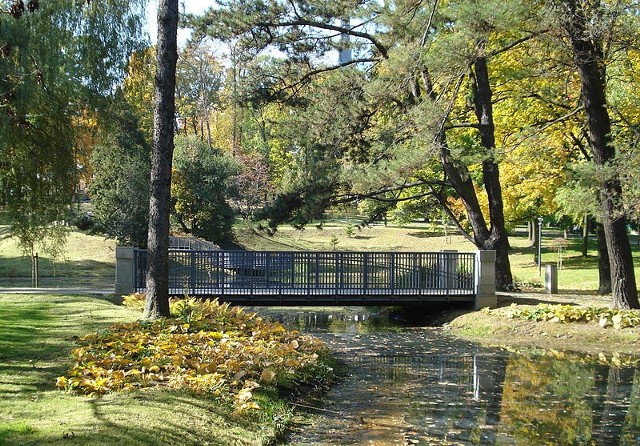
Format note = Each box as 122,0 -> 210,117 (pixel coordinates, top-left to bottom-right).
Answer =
254,309 -> 640,445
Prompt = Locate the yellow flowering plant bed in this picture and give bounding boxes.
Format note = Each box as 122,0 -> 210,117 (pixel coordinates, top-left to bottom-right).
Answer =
504,303 -> 640,329
56,298 -> 328,411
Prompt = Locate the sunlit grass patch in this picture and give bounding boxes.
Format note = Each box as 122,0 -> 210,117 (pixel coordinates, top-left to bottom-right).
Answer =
0,227 -> 116,288
0,422 -> 36,443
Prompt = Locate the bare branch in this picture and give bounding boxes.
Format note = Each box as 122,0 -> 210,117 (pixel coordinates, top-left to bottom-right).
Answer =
253,19 -> 389,58
420,0 -> 439,47
487,29 -> 550,58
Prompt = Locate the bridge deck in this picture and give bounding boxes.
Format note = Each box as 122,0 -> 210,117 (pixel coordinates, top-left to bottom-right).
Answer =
167,287 -> 475,306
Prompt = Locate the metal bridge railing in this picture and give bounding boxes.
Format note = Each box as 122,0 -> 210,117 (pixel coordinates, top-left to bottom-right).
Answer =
133,250 -> 477,300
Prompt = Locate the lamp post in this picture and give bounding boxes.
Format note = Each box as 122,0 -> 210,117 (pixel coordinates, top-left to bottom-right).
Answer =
537,217 -> 543,275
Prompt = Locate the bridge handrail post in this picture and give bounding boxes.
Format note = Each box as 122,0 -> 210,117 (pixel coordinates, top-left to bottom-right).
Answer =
363,252 -> 368,295
115,246 -> 135,296
475,250 -> 497,309
390,252 -> 395,298
189,250 -> 196,295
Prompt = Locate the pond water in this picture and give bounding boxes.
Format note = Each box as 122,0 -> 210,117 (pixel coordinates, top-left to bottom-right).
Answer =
257,308 -> 640,446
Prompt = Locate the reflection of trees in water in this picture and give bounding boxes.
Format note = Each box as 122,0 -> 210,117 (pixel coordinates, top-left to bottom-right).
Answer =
261,310 -> 393,333
259,308 -> 640,444
351,351 -> 640,445
591,365 -> 636,445
501,354 -> 640,445
400,354 -> 508,445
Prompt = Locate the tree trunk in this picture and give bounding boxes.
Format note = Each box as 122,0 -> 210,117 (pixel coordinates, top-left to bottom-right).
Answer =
470,51 -> 513,289
144,0 -> 179,320
559,0 -> 638,308
423,55 -> 513,289
596,222 -> 612,295
581,214 -> 589,257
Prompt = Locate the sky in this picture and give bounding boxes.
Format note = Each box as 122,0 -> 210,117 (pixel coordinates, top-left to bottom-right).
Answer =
145,1 -> 212,45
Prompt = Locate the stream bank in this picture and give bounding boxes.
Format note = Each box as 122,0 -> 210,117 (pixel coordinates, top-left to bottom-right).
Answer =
445,291 -> 640,356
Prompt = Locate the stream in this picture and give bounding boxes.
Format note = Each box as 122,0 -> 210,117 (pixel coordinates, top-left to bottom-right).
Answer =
256,308 -> 640,446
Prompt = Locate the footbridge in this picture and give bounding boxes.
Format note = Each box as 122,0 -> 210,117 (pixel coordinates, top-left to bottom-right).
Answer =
115,247 -> 496,308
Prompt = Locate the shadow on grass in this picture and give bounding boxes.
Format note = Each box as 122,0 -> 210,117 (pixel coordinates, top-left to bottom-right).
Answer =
223,230 -> 309,251
0,295 -> 276,446
497,295 -> 580,306
0,305 -> 53,360
407,231 -> 446,239
0,296 -> 130,390
48,390 -> 268,446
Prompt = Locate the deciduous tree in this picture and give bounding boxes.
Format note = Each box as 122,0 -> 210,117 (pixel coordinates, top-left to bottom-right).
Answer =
171,136 -> 237,243
0,0 -> 147,254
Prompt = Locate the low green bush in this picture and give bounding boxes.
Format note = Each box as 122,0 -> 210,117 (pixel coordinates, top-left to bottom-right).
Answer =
504,303 -> 640,329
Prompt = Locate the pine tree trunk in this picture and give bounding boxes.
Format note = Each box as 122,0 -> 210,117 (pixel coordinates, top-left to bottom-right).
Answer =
596,222 -> 612,295
423,51 -> 513,290
559,0 -> 638,308
144,0 -> 179,320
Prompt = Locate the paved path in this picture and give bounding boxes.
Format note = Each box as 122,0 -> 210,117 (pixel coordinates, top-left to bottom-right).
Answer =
0,287 -> 113,295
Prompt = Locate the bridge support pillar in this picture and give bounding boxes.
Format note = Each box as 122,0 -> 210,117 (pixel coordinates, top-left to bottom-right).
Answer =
115,246 -> 135,296
475,250 -> 497,309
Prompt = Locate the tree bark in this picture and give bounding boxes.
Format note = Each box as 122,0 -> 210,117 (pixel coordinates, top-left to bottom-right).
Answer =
470,51 -> 513,289
558,0 -> 638,308
144,0 -> 179,320
595,222 -> 612,295
581,214 -> 589,257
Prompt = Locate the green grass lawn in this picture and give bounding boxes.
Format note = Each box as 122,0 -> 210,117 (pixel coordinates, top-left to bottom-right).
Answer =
0,228 -> 116,289
0,294 -> 293,446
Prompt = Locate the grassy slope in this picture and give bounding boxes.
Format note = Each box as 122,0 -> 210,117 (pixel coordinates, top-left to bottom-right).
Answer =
0,294 -> 283,446
0,229 -> 116,289
2,219 -> 639,292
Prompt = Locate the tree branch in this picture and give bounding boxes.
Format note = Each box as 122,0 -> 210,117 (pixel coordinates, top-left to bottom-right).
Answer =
253,19 -> 389,58
333,179 -> 449,204
428,185 -> 476,244
487,29 -> 549,58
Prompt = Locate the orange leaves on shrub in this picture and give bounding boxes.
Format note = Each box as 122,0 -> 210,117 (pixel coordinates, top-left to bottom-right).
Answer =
57,298 -> 326,410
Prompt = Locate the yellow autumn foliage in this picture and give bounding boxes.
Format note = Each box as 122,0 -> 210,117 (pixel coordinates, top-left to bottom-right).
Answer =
57,298 -> 327,411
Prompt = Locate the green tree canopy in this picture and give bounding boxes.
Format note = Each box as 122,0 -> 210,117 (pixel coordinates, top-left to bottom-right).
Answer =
89,96 -> 151,247
171,136 -> 238,244
0,0 -> 148,254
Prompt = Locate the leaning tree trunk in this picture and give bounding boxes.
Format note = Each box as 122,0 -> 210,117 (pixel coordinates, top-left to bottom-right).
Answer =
144,0 -> 179,320
471,50 -> 513,289
559,0 -> 638,308
422,54 -> 513,290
